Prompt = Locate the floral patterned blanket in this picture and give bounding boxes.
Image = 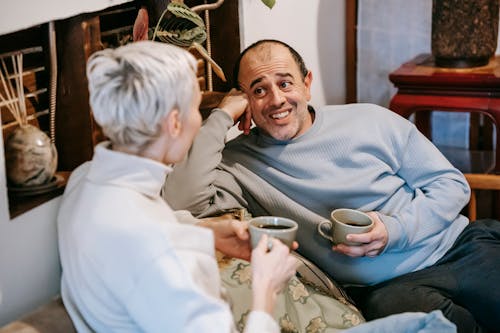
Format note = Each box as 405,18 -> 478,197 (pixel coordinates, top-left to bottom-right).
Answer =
217,251 -> 365,332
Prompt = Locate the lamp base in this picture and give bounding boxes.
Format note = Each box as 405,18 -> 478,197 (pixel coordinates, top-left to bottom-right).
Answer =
434,56 -> 490,69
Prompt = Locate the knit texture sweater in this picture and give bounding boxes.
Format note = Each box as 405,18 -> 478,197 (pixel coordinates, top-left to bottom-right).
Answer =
164,103 -> 470,285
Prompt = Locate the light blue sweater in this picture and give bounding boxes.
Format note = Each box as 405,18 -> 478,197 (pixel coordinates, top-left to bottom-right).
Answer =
165,103 -> 470,286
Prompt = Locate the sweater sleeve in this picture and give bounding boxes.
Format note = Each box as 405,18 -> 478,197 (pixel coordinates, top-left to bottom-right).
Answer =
244,311 -> 280,333
379,123 -> 471,251
163,109 -> 245,217
124,248 -> 279,333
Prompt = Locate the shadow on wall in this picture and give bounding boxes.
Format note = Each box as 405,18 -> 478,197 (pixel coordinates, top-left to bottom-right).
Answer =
317,0 -> 346,105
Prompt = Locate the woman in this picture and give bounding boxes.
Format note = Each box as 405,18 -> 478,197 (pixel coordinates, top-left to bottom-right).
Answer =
57,40 -> 297,332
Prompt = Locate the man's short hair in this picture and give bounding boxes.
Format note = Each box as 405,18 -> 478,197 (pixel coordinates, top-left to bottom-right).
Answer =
232,39 -> 308,89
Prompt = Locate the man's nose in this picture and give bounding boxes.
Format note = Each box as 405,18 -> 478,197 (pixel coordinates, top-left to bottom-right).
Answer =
268,85 -> 286,107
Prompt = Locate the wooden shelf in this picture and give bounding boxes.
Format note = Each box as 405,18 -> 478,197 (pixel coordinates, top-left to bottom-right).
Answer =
8,171 -> 70,219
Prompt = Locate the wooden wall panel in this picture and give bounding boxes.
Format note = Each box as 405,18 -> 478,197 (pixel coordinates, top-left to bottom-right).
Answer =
345,0 -> 357,103
55,15 -> 102,171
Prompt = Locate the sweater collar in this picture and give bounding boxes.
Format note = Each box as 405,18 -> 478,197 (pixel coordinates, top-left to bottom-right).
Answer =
87,142 -> 171,198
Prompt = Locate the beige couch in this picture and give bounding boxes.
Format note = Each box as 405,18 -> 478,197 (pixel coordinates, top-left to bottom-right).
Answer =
0,297 -> 75,333
0,212 -> 357,332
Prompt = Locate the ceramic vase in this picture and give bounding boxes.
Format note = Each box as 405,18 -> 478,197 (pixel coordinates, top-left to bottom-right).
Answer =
5,124 -> 58,187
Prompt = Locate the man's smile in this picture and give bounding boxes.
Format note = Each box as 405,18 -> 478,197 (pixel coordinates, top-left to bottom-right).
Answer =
270,110 -> 290,120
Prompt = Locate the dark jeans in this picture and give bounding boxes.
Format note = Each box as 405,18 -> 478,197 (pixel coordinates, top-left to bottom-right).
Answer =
346,219 -> 500,333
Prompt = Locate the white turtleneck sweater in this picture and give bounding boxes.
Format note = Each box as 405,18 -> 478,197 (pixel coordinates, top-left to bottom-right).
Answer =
58,142 -> 278,333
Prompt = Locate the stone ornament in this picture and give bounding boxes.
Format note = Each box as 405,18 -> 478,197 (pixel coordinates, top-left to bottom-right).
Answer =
5,124 -> 58,187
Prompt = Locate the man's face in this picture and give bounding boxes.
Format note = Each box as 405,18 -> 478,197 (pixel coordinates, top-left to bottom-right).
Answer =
238,43 -> 313,141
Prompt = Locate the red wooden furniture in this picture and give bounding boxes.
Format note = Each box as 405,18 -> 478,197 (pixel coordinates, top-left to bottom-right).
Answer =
389,53 -> 500,174
389,54 -> 500,219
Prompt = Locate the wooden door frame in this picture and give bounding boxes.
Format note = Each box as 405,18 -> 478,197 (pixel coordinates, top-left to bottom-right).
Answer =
345,0 -> 357,103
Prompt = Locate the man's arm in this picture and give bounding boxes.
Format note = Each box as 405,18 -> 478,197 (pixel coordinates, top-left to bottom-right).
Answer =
381,126 -> 471,250
164,90 -> 251,217
163,110 -> 243,216
335,117 -> 470,257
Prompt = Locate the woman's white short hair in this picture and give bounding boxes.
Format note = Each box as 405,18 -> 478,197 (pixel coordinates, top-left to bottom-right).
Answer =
86,41 -> 198,150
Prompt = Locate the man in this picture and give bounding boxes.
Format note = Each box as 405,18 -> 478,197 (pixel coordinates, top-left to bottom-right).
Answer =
164,39 -> 500,333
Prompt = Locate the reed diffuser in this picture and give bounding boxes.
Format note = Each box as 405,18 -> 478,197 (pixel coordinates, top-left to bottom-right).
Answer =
1,51 -> 58,187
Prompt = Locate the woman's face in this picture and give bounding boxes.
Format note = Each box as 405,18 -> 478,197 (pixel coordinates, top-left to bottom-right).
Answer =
181,84 -> 203,151
165,83 -> 202,164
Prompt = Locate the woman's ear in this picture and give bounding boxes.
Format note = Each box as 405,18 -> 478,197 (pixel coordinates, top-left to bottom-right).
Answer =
133,7 -> 149,41
163,109 -> 182,138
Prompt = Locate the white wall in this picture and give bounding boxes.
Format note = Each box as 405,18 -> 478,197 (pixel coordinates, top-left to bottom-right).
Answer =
0,0 -> 132,35
238,0 -> 346,107
0,199 -> 62,326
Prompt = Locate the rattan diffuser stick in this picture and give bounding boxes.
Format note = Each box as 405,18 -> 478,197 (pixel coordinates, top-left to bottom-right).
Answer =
0,53 -> 27,127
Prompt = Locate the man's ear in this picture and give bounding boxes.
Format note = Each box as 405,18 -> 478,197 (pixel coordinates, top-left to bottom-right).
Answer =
304,70 -> 313,101
163,109 -> 182,138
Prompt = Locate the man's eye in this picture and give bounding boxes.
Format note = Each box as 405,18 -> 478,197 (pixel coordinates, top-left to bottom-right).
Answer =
280,81 -> 291,89
254,87 -> 265,95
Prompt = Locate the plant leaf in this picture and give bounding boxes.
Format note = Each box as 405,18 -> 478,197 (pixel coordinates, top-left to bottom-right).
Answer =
261,0 -> 276,9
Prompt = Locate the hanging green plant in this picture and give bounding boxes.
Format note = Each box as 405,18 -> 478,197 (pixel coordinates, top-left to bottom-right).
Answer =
261,0 -> 276,9
152,0 -> 226,82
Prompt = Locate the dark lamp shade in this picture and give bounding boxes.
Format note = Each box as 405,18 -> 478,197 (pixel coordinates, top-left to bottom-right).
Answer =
431,0 -> 499,68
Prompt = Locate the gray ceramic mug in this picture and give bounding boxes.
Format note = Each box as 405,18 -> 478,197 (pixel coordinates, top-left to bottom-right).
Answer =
248,216 -> 298,249
317,208 -> 374,245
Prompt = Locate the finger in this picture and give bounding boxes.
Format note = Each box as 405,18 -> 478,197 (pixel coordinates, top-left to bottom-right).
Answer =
364,240 -> 385,255
237,115 -> 244,131
236,112 -> 248,133
345,232 -> 374,244
283,256 -> 299,281
290,256 -> 300,274
291,241 -> 299,250
243,108 -> 252,135
333,244 -> 368,258
254,233 -> 269,254
233,221 -> 249,240
338,241 -> 383,257
269,238 -> 290,255
265,237 -> 276,252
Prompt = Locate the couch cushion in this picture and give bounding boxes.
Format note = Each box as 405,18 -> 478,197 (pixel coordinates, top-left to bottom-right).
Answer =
0,297 -> 75,333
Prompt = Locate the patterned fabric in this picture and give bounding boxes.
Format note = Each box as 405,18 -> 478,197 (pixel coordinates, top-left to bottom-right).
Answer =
217,252 -> 365,333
